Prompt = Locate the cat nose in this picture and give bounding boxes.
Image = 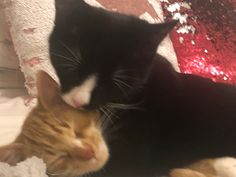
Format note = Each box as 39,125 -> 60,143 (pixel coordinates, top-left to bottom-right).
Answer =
72,93 -> 90,108
79,145 -> 95,161
72,98 -> 90,108
72,99 -> 83,108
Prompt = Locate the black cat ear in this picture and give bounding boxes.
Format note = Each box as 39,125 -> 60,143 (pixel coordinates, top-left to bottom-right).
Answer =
54,0 -> 88,25
149,20 -> 178,43
55,0 -> 87,12
54,0 -> 73,16
55,0 -> 74,9
36,71 -> 64,110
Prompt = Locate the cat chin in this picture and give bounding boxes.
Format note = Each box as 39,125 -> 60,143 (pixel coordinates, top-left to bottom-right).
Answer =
62,75 -> 97,108
85,155 -> 108,172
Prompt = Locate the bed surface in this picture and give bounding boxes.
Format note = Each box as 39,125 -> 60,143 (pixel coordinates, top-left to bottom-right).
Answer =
0,93 -> 31,146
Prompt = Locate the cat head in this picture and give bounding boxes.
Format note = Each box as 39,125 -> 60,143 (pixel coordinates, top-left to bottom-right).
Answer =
0,71 -> 109,177
49,0 -> 177,109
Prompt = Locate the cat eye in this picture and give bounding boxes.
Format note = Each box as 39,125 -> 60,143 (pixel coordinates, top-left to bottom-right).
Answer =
75,131 -> 84,138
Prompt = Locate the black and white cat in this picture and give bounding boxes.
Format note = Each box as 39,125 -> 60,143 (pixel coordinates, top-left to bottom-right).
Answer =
49,0 -> 236,176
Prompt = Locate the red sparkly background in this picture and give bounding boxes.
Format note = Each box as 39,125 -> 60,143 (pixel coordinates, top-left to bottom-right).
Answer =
98,0 -> 236,85
162,0 -> 236,85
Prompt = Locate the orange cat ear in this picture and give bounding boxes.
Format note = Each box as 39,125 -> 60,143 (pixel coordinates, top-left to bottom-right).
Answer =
36,71 -> 63,110
0,143 -> 26,165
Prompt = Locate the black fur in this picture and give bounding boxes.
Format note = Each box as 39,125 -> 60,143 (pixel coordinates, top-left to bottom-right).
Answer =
50,0 -> 176,109
49,1 -> 236,176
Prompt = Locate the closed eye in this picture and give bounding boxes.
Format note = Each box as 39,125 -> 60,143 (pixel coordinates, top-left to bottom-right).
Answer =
75,131 -> 84,138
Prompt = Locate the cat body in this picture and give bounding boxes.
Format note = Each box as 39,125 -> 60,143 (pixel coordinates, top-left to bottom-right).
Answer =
0,71 -> 109,177
171,157 -> 236,177
49,0 -> 236,176
91,55 -> 236,177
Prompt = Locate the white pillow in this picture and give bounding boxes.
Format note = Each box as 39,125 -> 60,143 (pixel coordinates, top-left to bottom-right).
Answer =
0,6 -> 19,69
3,0 -> 57,96
0,6 -> 25,91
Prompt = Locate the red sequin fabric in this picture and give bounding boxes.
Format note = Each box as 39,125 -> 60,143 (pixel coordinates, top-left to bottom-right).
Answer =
162,0 -> 236,85
98,0 -> 236,84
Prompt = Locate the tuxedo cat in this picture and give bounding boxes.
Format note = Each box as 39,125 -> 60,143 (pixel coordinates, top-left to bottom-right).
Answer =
49,0 -> 236,176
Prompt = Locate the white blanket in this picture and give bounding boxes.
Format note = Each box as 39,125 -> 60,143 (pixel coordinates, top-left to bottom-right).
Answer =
0,156 -> 48,177
0,96 -> 30,146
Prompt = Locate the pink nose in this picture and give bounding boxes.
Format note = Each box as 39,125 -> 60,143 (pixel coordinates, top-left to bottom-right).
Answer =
73,99 -> 82,108
79,145 -> 95,161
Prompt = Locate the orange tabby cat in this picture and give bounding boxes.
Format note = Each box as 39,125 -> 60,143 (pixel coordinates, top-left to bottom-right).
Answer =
0,71 -> 109,177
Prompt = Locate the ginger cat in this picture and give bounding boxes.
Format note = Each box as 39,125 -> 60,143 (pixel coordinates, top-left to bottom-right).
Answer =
0,71 -> 109,177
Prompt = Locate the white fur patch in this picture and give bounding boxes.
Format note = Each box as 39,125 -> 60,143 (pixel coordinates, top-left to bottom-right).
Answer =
74,139 -> 84,147
63,75 -> 97,107
214,157 -> 236,177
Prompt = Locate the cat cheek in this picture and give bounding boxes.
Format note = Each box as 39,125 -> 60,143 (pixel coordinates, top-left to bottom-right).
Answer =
98,142 -> 109,160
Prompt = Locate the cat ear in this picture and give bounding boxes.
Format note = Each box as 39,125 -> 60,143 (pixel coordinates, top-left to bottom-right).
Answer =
54,0 -> 73,24
55,0 -> 86,8
0,143 -> 26,165
148,20 -> 178,43
54,0 -> 87,17
36,71 -> 63,110
55,0 -> 71,12
54,0 -> 87,28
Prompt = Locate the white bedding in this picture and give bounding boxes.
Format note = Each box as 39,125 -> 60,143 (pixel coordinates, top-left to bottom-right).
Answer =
0,156 -> 48,177
0,94 -> 31,146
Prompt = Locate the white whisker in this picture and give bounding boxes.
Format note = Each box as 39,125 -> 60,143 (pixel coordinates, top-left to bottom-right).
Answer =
113,78 -> 132,90
58,40 -> 81,63
114,75 -> 140,82
113,80 -> 127,95
103,105 -> 119,120
47,171 -> 66,176
100,113 -> 109,131
99,107 -> 114,125
51,52 -> 80,65
107,102 -> 143,111
55,63 -> 77,68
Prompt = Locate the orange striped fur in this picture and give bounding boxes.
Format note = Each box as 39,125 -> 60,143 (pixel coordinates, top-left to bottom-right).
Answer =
0,71 -> 109,177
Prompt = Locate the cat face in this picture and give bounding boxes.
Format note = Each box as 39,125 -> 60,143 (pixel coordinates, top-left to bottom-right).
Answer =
0,71 -> 109,177
49,0 -> 177,109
